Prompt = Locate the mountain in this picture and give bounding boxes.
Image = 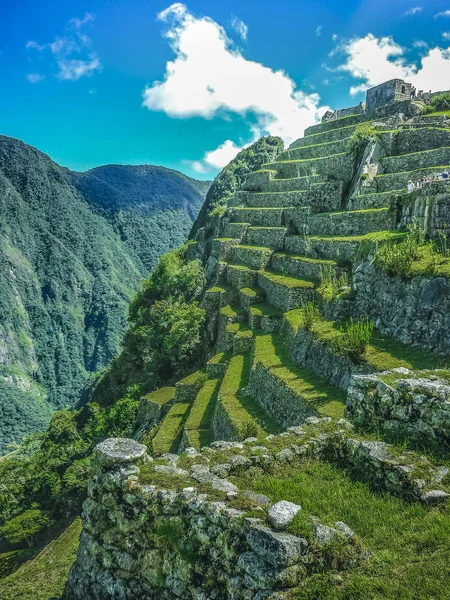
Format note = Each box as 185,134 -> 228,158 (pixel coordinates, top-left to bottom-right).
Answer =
0,135 -> 211,454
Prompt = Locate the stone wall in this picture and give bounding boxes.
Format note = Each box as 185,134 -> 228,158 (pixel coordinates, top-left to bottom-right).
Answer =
64,437 -> 363,600
397,185 -> 450,236
322,103 -> 365,123
351,261 -> 450,355
346,370 -> 450,450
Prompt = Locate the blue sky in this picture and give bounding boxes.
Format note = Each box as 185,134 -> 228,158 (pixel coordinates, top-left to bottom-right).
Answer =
1,0 -> 450,179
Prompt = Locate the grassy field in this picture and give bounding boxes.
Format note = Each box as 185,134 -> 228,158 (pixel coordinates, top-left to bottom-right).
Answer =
235,459 -> 450,600
0,519 -> 81,600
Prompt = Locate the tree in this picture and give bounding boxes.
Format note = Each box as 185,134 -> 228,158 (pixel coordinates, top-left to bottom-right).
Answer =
0,509 -> 53,547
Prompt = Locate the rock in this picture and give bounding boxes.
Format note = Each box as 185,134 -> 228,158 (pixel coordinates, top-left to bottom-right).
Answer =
421,490 -> 450,504
243,437 -> 258,444
230,455 -> 252,470
268,501 -> 301,530
154,465 -> 190,477
243,491 -> 271,506
211,478 -> 238,493
95,438 -> 147,468
246,525 -> 308,567
184,447 -> 199,457
312,523 -> 339,544
211,463 -> 231,478
160,453 -> 179,466
287,426 -> 306,436
276,448 -> 294,463
335,521 -> 355,540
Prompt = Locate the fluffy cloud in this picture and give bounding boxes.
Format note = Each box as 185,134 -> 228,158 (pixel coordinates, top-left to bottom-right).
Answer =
143,3 -> 327,172
26,73 -> 45,83
316,25 -> 323,37
26,12 -> 102,81
231,16 -> 248,41
334,34 -> 450,95
405,7 -> 422,16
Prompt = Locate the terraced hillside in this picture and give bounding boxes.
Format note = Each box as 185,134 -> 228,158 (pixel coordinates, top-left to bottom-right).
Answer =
138,111 -> 450,457
66,105 -> 450,600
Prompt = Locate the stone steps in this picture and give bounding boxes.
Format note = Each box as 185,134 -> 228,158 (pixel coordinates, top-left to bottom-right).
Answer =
235,182 -> 343,213
264,174 -> 327,192
257,270 -> 316,312
222,222 -> 250,239
283,232 -> 402,262
249,303 -> 284,332
226,263 -> 258,290
230,207 -> 286,227
232,244 -> 273,270
238,286 -> 266,312
290,122 -> 362,149
248,332 -> 346,427
264,153 -> 354,181
381,146 -> 450,174
348,190 -> 401,210
271,252 -> 340,282
212,353 -> 280,441
279,137 -> 351,161
246,226 -> 288,248
304,113 -> 366,137
211,237 -> 241,261
372,165 -> 450,193
307,208 -> 394,237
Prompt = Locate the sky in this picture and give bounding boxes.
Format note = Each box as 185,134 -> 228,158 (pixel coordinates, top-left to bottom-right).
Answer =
1,0 -> 450,179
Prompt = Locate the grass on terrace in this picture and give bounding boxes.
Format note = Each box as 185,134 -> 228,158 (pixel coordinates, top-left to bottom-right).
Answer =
235,459 -> 450,600
253,332 -> 346,419
152,402 -> 191,455
284,313 -> 449,372
218,354 -> 281,437
0,519 -> 81,600
140,386 -> 175,407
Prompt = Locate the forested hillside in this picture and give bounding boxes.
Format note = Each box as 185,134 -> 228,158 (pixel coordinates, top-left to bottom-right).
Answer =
0,136 -> 210,454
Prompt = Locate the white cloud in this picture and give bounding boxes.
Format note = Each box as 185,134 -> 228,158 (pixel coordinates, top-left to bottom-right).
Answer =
405,6 -> 422,16
190,140 -> 243,172
316,25 -> 322,37
413,40 -> 428,49
435,10 -> 450,19
443,32 -> 450,40
26,12 -> 101,81
143,3 -> 327,172
333,33 -> 450,95
231,16 -> 248,41
26,73 -> 45,83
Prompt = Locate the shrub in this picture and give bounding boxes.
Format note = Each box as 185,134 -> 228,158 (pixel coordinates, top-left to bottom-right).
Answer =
238,420 -> 259,440
319,266 -> 349,301
376,220 -> 429,277
333,317 -> 374,364
426,92 -> 450,113
300,302 -> 322,331
0,509 -> 53,547
347,124 -> 379,158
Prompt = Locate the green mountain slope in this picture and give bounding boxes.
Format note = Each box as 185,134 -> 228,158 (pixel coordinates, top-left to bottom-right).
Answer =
0,136 -> 210,453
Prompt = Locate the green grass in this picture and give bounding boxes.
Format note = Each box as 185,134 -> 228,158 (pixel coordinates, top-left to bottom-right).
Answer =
273,252 -> 337,266
236,459 -> 450,600
240,287 -> 258,298
313,207 -> 390,218
259,269 -> 316,290
152,402 -> 191,455
218,354 -> 281,438
220,305 -> 238,318
207,352 -> 231,365
141,386 -> 176,406
287,315 -> 449,371
178,369 -> 207,387
306,231 -> 406,243
182,379 -> 219,450
423,110 -> 450,117
250,303 -> 283,318
0,519 -> 82,600
253,332 -> 346,419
